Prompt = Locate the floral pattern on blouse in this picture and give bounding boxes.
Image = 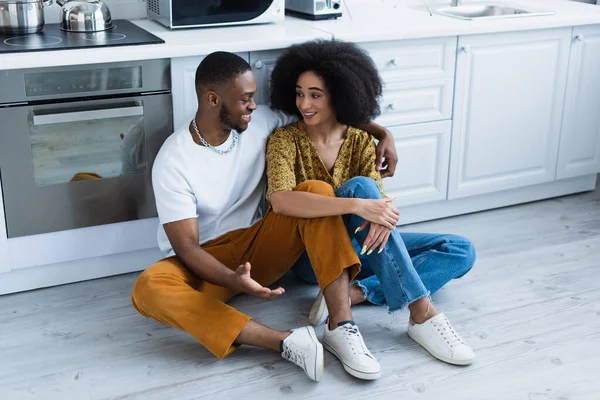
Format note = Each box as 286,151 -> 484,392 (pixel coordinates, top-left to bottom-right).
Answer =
266,121 -> 385,208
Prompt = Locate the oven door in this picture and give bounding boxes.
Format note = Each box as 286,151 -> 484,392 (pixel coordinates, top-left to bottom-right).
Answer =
0,93 -> 172,238
171,0 -> 276,27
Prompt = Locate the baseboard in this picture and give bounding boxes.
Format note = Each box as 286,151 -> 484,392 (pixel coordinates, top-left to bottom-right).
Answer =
0,247 -> 163,296
398,174 -> 598,226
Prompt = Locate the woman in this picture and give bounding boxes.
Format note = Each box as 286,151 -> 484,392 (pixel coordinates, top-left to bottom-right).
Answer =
266,39 -> 477,369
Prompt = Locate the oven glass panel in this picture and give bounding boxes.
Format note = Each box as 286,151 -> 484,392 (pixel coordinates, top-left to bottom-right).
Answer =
28,101 -> 147,186
172,0 -> 273,25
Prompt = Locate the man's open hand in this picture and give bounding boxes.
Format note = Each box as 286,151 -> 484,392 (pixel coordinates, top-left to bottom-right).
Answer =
233,262 -> 285,300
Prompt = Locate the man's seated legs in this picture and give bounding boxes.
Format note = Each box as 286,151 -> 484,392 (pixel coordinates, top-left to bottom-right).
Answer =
131,179 -> 380,380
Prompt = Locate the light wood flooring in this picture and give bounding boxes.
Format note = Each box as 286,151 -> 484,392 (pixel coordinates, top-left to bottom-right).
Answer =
1,178 -> 599,400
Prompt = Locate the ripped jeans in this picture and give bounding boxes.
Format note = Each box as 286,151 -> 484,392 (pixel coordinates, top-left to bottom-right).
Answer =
291,177 -> 476,312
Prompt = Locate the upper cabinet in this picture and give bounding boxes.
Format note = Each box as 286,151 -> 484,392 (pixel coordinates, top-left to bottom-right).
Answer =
556,25 -> 600,179
448,28 -> 572,199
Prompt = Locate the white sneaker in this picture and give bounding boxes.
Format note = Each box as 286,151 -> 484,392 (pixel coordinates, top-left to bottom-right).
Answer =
309,291 -> 328,326
281,326 -> 324,381
308,291 -> 351,326
407,313 -> 475,365
322,321 -> 382,380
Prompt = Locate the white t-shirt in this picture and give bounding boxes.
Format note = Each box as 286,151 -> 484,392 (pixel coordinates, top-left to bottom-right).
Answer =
152,107 -> 297,257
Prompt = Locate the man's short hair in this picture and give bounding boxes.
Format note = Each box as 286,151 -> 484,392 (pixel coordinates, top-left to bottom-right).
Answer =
195,52 -> 252,91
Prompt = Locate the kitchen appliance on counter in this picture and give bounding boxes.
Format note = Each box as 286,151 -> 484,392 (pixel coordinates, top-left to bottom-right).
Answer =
147,0 -> 284,29
285,0 -> 342,20
0,19 -> 163,53
0,0 -> 53,34
0,59 -> 173,238
56,0 -> 113,32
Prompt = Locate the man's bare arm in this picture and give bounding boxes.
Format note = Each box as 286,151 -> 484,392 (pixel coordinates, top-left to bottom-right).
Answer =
164,218 -> 237,287
164,219 -> 284,299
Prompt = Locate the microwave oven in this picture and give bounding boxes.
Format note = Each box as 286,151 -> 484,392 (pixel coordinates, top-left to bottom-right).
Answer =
147,0 -> 285,29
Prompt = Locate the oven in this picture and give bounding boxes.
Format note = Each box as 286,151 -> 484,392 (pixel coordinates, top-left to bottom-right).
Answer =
0,59 -> 172,238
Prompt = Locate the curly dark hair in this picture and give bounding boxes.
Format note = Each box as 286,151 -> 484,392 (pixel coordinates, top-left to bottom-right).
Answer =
269,39 -> 383,126
195,51 -> 251,91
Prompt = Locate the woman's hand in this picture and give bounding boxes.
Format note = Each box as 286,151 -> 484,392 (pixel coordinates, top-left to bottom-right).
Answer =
360,223 -> 392,255
356,198 -> 399,229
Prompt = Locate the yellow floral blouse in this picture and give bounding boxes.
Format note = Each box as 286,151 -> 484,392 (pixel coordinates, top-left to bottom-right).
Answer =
266,121 -> 385,206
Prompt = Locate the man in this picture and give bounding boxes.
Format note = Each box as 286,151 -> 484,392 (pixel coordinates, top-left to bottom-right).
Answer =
131,52 -> 399,381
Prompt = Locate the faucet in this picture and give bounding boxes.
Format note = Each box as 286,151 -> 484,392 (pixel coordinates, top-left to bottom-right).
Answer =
451,0 -> 461,6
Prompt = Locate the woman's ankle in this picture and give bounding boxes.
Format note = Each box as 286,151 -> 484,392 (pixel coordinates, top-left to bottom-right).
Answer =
349,283 -> 366,305
409,297 -> 438,324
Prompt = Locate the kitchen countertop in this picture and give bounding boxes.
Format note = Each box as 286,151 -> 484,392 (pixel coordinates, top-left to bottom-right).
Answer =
1,0 -> 600,71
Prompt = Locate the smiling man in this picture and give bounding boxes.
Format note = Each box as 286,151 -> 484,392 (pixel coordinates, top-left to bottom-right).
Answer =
130,51 -> 399,381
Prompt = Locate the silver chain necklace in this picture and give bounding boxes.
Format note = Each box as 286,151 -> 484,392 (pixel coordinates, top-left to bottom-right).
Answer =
192,117 -> 238,155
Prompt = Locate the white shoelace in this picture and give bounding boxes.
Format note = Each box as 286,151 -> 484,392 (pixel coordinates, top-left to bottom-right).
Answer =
340,324 -> 371,356
432,315 -> 466,348
282,341 -> 307,369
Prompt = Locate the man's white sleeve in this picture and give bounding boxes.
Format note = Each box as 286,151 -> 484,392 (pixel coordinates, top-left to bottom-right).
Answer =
152,160 -> 198,225
260,106 -> 299,133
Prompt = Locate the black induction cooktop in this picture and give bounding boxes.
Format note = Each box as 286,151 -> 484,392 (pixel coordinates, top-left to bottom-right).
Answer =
0,20 -> 164,54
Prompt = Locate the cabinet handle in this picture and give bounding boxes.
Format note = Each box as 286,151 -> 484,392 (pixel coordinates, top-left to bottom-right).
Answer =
461,45 -> 470,54
388,102 -> 397,111
575,34 -> 584,42
390,57 -> 399,66
254,60 -> 264,69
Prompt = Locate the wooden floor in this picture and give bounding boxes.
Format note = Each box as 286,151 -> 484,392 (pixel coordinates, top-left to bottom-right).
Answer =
1,178 -> 599,400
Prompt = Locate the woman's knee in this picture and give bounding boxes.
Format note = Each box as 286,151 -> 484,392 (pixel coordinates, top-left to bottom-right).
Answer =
445,235 -> 476,278
295,180 -> 335,197
340,176 -> 382,199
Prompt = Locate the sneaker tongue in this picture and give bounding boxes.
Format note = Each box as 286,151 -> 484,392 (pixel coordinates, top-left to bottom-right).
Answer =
337,320 -> 356,327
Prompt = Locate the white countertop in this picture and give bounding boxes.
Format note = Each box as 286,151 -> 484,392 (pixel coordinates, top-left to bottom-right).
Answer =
298,0 -> 600,42
1,0 -> 600,71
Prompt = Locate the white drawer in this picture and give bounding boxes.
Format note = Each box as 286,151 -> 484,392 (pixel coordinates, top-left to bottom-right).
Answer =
383,120 -> 452,207
375,79 -> 454,126
360,37 -> 457,84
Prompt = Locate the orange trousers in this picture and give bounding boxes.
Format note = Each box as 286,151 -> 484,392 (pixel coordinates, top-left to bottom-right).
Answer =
131,180 -> 360,359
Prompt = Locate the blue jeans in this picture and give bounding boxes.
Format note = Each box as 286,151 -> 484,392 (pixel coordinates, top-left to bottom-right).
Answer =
291,177 -> 476,312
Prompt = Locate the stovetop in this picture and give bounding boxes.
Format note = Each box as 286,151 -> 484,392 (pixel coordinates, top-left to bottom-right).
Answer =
0,20 -> 164,54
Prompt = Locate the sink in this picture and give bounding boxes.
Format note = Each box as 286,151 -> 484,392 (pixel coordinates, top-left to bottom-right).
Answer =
433,3 -> 555,20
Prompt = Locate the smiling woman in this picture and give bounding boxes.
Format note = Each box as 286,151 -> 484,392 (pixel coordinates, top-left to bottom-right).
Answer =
265,39 -> 477,376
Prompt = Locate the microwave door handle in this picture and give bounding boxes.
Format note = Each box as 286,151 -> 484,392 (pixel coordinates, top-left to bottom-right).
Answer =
32,106 -> 144,126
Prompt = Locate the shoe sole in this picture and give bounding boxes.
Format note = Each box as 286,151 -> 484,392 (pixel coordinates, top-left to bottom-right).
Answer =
306,326 -> 324,381
407,327 -> 474,366
308,292 -> 328,326
322,338 -> 382,380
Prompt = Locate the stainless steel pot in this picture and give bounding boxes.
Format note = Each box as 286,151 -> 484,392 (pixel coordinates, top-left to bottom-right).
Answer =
56,0 -> 113,32
0,0 -> 53,34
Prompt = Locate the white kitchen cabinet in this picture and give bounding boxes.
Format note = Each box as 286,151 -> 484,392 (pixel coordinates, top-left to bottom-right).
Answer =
249,49 -> 284,105
171,53 -> 250,129
383,120 -> 451,207
448,28 -> 572,199
556,25 -> 600,179
363,37 -> 457,126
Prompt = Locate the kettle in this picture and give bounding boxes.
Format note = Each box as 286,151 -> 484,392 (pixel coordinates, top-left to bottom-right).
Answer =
56,0 -> 113,32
